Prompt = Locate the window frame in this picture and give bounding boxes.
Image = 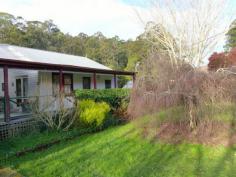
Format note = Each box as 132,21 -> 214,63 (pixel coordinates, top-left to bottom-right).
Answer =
52,73 -> 73,95
105,80 -> 112,89
15,76 -> 28,106
82,77 -> 91,89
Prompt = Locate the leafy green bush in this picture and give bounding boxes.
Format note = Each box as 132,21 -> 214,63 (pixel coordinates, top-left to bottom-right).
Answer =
76,100 -> 111,129
75,89 -> 130,110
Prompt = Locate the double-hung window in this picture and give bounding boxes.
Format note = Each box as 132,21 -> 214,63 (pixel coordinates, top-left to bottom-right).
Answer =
52,73 -> 73,95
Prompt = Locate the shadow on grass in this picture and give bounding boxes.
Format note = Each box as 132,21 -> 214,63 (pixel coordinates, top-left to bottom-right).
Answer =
5,125 -> 136,176
210,117 -> 236,177
3,123 -> 236,177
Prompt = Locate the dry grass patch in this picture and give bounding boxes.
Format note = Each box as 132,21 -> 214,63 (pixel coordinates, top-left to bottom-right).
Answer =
0,168 -> 22,177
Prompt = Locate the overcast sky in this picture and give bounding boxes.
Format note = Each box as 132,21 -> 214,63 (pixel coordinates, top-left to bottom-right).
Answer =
0,0 -> 235,43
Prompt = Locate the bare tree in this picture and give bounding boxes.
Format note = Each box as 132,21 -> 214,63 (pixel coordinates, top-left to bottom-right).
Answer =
31,93 -> 77,131
29,72 -> 77,131
137,0 -> 233,67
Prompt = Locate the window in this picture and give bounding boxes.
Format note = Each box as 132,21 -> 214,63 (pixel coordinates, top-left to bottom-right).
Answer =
64,74 -> 73,95
83,77 -> 91,89
52,73 -> 73,95
105,80 -> 111,89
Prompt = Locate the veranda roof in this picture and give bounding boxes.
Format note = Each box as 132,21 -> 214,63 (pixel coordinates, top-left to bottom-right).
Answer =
0,44 -> 134,75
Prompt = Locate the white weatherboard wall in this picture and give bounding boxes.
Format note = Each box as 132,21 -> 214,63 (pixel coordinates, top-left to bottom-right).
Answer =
96,74 -> 116,89
73,72 -> 115,89
39,71 -> 52,96
38,71 -> 61,111
73,72 -> 93,89
0,70 -> 116,98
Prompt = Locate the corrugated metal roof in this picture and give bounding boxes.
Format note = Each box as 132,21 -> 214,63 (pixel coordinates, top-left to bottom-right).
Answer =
0,44 -> 111,70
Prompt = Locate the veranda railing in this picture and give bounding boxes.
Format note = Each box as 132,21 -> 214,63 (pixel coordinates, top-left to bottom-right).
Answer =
0,95 -> 75,122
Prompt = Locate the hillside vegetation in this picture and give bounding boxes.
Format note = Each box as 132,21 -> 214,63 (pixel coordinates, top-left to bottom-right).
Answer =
0,12 -> 150,73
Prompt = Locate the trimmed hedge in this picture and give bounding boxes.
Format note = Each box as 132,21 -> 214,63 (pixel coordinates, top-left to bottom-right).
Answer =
75,89 -> 130,109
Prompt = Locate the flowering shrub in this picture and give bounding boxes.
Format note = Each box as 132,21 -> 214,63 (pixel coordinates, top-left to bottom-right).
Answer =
76,100 -> 110,129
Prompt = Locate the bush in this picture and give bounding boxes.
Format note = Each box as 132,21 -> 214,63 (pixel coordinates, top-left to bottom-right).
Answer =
208,47 -> 236,71
75,89 -> 130,110
76,100 -> 111,129
31,94 -> 76,131
129,53 -> 236,128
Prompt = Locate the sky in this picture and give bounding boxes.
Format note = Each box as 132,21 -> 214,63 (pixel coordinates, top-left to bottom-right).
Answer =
0,0 -> 235,45
0,0 -> 151,40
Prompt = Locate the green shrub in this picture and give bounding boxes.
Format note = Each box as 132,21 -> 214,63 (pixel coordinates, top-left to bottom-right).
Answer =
75,89 -> 130,110
76,100 -> 111,129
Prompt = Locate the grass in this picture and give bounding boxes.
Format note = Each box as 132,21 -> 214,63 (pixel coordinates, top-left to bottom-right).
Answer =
142,102 -> 236,124
0,129 -> 79,158
0,168 -> 22,177
1,122 -> 236,177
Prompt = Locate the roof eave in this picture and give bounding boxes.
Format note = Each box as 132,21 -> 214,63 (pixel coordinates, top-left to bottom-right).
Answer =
0,58 -> 135,76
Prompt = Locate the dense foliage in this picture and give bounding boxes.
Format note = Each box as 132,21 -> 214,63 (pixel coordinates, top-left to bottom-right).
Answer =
225,19 -> 236,50
208,47 -> 236,70
75,100 -> 110,129
75,89 -> 130,109
0,12 -> 150,72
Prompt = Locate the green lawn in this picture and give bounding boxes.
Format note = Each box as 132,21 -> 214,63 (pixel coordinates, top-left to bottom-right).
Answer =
0,130 -> 79,158
1,123 -> 236,177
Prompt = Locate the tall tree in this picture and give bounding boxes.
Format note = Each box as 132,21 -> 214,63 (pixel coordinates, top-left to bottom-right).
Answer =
225,19 -> 236,51
0,12 -> 150,74
0,12 -> 24,45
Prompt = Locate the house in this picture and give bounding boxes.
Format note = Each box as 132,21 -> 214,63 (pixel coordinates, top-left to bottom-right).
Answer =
0,44 -> 135,124
123,80 -> 133,88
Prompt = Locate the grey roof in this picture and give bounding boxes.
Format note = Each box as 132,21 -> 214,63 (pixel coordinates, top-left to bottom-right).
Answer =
0,44 -> 111,70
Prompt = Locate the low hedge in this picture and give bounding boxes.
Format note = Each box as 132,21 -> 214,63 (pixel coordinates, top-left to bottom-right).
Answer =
75,89 -> 130,109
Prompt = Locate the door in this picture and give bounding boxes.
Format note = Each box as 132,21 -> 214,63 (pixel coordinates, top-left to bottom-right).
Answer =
16,77 -> 28,106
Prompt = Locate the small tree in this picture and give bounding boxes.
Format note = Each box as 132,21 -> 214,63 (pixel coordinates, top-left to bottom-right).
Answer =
31,93 -> 77,131
208,47 -> 236,71
208,52 -> 228,71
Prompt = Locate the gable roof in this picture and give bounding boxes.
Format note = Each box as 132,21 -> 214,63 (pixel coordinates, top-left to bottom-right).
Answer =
0,44 -> 111,70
